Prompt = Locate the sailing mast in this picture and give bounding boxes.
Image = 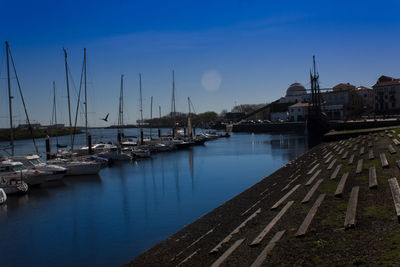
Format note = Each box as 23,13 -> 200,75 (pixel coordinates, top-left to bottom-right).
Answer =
171,70 -> 176,137
187,97 -> 192,138
150,96 -> 153,139
5,42 -> 14,156
52,81 -> 60,147
139,73 -> 144,143
158,105 -> 161,138
117,74 -> 124,143
84,48 -> 88,138
8,42 -> 39,154
63,48 -> 73,151
171,70 -> 176,117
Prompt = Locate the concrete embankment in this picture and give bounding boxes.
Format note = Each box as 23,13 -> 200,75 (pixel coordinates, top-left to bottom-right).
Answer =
227,122 -> 305,133
227,119 -> 400,134
127,127 -> 400,266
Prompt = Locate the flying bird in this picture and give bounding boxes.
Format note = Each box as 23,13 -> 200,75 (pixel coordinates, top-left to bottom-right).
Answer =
101,113 -> 109,122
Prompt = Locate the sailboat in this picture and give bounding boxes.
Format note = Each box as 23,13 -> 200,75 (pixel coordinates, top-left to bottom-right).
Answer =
131,74 -> 151,158
2,42 -> 51,185
186,97 -> 207,145
47,48 -> 102,175
96,74 -> 132,161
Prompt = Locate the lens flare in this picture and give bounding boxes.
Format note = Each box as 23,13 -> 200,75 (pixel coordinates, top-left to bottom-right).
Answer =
201,70 -> 221,91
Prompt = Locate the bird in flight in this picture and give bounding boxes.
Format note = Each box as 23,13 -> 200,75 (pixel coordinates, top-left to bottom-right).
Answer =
101,113 -> 109,122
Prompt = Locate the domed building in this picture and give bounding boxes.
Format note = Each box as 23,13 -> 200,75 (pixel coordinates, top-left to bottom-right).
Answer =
286,83 -> 307,97
279,83 -> 310,103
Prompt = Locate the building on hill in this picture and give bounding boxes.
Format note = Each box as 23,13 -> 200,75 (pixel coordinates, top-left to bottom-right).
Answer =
372,75 -> 400,114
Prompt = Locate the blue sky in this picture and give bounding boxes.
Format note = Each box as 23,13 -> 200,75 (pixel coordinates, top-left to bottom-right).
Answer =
1,0 -> 399,127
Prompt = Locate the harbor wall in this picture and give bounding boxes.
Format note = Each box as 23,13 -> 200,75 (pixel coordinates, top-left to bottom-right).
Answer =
227,120 -> 400,133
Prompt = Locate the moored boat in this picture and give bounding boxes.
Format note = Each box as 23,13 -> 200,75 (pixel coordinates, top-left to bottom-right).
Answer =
0,189 -> 6,204
12,155 -> 67,181
47,158 -> 102,176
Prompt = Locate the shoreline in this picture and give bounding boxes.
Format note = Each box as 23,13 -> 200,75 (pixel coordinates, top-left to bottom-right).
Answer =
0,128 -> 82,142
127,128 -> 400,266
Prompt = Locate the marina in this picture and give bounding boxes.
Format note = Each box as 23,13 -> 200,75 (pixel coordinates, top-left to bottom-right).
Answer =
0,129 -> 308,266
1,1 -> 399,265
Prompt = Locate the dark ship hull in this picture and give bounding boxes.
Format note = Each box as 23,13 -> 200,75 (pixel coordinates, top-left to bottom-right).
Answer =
307,113 -> 329,146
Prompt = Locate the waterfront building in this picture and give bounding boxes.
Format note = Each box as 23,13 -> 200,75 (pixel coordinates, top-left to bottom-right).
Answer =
289,102 -> 343,121
355,86 -> 374,111
279,83 -> 310,104
332,83 -> 356,91
17,122 -> 41,129
278,82 -> 368,121
321,83 -> 363,119
289,102 -> 310,121
270,111 -> 289,121
322,104 -> 344,120
372,75 -> 400,114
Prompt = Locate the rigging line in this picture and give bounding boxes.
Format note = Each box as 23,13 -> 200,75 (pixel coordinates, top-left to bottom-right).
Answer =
8,46 -> 40,155
71,54 -> 85,147
0,54 -> 4,81
67,67 -> 80,100
189,98 -> 196,114
52,81 -> 60,147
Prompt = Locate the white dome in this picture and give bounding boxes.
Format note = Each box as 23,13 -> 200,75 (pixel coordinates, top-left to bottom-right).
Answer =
286,83 -> 306,97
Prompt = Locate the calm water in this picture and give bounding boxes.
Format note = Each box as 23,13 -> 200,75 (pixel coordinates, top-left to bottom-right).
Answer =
0,129 -> 308,266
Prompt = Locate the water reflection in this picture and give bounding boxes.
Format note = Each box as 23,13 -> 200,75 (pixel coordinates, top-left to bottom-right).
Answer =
174,156 -> 181,206
189,149 -> 194,192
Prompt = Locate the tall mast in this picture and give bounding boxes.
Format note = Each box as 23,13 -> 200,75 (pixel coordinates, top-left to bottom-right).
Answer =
187,97 -> 192,138
84,48 -> 88,137
139,73 -> 144,143
118,74 -> 124,142
63,48 -> 73,150
53,81 -> 59,147
188,97 -> 191,115
150,96 -> 153,139
171,71 -> 176,138
171,70 -> 176,117
5,42 -> 14,156
158,105 -> 161,137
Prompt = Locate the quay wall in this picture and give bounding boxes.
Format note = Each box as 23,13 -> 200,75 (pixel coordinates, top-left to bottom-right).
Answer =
227,120 -> 400,133
227,122 -> 305,133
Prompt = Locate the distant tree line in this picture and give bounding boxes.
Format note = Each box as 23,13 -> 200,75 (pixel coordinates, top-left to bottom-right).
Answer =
142,111 -> 219,128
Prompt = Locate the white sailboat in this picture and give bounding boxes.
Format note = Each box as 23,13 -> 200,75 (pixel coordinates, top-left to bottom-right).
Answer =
47,48 -> 102,176
0,189 -> 6,204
